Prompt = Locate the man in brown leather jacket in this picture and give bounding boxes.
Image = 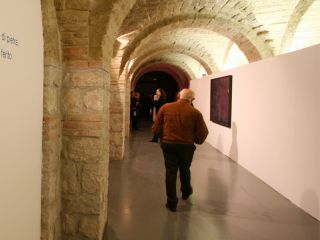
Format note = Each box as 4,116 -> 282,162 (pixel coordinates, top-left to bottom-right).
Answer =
152,89 -> 208,212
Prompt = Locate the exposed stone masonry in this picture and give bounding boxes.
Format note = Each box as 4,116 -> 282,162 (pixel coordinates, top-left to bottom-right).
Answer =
60,56 -> 109,240
110,45 -> 128,160
42,0 -> 135,239
41,0 -> 63,239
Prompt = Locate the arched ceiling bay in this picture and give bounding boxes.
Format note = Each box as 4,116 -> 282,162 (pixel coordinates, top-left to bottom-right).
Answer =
130,28 -> 249,76
288,0 -> 320,52
132,53 -> 197,80
119,14 -> 273,73
115,0 -> 320,79
128,47 -> 214,78
132,62 -> 192,90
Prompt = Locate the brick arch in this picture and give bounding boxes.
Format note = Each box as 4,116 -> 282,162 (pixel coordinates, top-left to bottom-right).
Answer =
88,0 -> 138,163
129,46 -> 219,77
120,13 -> 274,74
88,0 -> 137,65
131,63 -> 192,91
137,55 -> 196,80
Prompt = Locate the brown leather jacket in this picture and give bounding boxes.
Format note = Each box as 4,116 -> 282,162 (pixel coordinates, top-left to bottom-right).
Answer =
152,99 -> 208,144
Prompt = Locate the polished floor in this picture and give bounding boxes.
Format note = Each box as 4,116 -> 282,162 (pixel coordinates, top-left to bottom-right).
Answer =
106,122 -> 320,240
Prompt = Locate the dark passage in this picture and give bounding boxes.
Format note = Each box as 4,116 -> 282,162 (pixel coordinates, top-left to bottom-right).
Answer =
135,71 -> 179,103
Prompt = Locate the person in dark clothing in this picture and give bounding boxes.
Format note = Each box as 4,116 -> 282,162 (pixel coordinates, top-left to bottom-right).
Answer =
130,91 -> 140,130
152,89 -> 208,212
150,88 -> 167,142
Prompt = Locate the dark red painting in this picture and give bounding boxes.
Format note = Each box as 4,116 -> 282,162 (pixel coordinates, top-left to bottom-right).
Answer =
210,75 -> 232,128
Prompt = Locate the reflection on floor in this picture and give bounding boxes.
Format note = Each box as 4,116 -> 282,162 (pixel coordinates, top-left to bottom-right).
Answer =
106,122 -> 320,240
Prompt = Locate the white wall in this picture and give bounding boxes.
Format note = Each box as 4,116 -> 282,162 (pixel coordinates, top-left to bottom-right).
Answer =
191,44 -> 320,221
0,1 -> 43,239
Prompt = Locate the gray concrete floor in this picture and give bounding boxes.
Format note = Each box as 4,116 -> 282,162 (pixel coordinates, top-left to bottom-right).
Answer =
106,121 -> 320,240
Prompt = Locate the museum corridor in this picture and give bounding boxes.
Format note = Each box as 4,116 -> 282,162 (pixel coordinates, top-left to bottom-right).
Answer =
2,1 -> 320,239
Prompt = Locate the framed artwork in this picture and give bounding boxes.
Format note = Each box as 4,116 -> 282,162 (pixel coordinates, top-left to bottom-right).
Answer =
210,75 -> 232,128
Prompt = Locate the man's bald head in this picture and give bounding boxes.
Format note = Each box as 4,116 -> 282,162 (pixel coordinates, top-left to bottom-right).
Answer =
179,89 -> 195,102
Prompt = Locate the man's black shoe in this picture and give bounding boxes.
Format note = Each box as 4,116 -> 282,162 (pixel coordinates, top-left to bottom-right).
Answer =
182,188 -> 193,200
166,203 -> 176,212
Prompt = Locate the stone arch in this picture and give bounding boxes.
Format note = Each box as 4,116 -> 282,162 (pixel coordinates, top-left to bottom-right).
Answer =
85,0 -> 138,164
89,0 -> 137,66
88,0 -> 138,162
131,62 -> 192,92
222,40 -> 235,66
279,0 -> 317,53
129,46 -> 218,78
120,13 -> 274,73
41,0 -> 139,239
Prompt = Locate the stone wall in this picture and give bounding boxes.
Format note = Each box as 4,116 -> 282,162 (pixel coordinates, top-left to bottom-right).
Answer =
61,68 -> 109,240
125,77 -> 131,138
41,0 -> 63,239
100,1 -> 137,161
109,45 -> 126,160
41,0 -> 136,239
56,2 -> 110,238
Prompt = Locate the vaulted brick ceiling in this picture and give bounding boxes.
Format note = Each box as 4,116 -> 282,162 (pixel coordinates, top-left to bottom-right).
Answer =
116,0 -> 320,80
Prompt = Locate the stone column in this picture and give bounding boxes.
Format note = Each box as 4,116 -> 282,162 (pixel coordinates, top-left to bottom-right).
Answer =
125,75 -> 131,138
41,0 -> 63,239
109,46 -> 126,160
61,66 -> 109,240
56,5 -> 110,239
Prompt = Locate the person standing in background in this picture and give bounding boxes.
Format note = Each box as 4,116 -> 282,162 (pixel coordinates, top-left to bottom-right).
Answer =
150,88 -> 167,142
130,91 -> 140,130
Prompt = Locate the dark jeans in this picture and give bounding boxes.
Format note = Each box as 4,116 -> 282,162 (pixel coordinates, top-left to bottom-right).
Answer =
161,143 -> 196,205
151,134 -> 159,142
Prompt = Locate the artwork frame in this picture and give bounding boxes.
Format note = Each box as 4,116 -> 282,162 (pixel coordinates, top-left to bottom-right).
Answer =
210,75 -> 232,128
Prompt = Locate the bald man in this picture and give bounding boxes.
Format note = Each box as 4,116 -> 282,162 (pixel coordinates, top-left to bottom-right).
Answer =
152,88 -> 208,212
